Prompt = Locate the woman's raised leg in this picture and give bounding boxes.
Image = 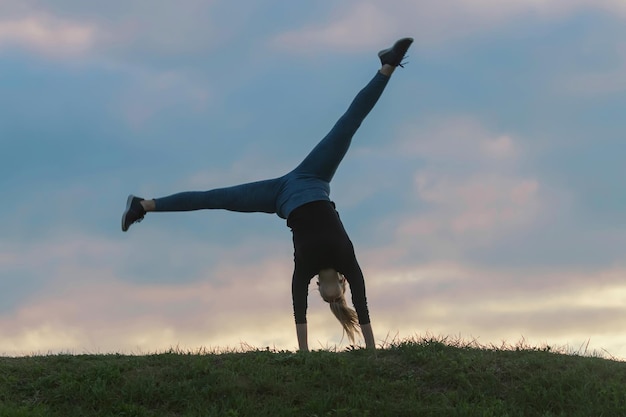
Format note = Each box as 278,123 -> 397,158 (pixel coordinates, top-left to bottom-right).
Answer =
292,38 -> 413,183
291,71 -> 390,183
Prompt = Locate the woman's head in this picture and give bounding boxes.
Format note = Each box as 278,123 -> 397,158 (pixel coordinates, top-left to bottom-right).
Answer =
317,268 -> 360,344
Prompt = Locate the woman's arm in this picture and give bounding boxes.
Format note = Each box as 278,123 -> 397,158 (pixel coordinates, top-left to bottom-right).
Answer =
361,323 -> 375,349
296,323 -> 309,352
292,266 -> 313,352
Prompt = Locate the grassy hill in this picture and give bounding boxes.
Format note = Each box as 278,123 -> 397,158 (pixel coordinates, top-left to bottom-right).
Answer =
1,337 -> 625,417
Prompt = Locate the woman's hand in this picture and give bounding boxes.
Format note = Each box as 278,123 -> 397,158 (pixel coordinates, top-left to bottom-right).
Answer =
297,322 -> 375,351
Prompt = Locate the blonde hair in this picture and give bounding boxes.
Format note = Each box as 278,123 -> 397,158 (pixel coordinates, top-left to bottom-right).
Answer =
318,269 -> 361,344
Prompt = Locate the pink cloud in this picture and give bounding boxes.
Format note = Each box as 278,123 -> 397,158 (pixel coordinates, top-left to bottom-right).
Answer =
271,0 -> 626,52
403,174 -> 540,239
0,15 -> 95,56
2,230 -> 626,359
271,3 -> 395,54
363,262 -> 626,358
397,117 -> 522,164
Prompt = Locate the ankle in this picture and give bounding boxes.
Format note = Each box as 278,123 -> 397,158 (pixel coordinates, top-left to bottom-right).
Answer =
141,199 -> 156,212
379,64 -> 395,77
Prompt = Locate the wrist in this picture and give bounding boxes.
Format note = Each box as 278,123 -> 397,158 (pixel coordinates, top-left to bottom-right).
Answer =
296,323 -> 308,352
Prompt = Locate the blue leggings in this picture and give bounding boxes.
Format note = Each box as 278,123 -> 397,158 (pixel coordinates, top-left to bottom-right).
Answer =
154,71 -> 390,219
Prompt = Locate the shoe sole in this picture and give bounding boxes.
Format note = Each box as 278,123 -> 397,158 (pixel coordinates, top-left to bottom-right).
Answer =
121,194 -> 135,232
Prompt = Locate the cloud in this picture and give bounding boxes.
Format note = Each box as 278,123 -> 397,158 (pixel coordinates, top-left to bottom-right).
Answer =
271,2 -> 396,53
3,0 -> 625,64
341,111 -> 621,272
4,234 -> 625,358
0,228 -> 375,355
2,0 -> 624,360
113,68 -> 214,130
442,0 -> 626,20
0,1 -> 223,66
559,41 -> 626,95
1,220 -> 625,358
271,0 -> 626,52
404,173 -> 540,237
0,232 -> 297,355
353,116 -> 546,258
365,261 -> 626,358
395,116 -> 523,168
0,15 -> 95,56
0,0 -> 277,65
564,69 -> 626,95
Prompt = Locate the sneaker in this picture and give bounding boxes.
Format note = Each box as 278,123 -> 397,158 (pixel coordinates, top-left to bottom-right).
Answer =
121,194 -> 146,232
378,37 -> 414,67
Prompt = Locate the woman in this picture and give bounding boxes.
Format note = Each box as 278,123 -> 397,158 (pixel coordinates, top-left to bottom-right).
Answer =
122,37 -> 413,351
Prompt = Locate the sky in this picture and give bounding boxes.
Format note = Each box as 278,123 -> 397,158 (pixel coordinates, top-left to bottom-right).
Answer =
1,0 -> 625,358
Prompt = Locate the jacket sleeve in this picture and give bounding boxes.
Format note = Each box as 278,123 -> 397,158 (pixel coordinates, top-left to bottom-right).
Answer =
344,262 -> 371,325
292,267 -> 312,324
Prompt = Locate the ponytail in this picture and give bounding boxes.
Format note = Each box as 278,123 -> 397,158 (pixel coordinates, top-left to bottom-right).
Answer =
328,280 -> 360,344
318,269 -> 361,344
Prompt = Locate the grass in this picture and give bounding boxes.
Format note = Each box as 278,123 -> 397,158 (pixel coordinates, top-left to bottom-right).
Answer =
1,336 -> 625,417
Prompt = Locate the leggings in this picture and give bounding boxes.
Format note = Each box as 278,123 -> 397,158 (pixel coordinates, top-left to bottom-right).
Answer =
154,71 -> 390,219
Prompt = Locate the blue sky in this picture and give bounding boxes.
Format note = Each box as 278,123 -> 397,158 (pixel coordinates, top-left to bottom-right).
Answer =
1,0 -> 625,358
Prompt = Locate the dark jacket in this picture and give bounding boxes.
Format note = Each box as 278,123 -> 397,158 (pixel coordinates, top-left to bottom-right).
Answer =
287,200 -> 370,325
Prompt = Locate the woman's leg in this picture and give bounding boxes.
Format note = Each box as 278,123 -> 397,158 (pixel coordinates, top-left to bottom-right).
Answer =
291,36 -> 413,183
122,178 -> 283,231
291,70 -> 391,182
150,177 -> 282,213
